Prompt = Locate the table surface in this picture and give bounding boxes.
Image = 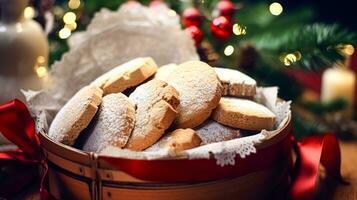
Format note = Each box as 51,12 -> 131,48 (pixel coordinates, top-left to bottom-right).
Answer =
10,140 -> 357,200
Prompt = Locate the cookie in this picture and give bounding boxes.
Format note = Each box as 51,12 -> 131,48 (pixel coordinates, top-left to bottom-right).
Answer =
48,86 -> 103,145
91,57 -> 158,95
125,79 -> 180,151
195,120 -> 240,145
212,97 -> 276,131
154,64 -> 177,81
167,61 -> 222,128
146,128 -> 202,153
82,93 -> 135,153
214,67 -> 256,97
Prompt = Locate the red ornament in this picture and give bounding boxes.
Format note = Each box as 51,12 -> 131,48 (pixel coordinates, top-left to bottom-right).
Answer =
216,0 -> 235,19
185,26 -> 204,47
210,16 -> 232,40
182,8 -> 202,27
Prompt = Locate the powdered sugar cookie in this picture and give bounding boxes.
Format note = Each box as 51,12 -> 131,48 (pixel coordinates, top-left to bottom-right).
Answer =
125,79 -> 180,151
146,128 -> 202,153
91,57 -> 157,95
154,64 -> 177,81
167,61 -> 222,128
49,86 -> 103,145
214,67 -> 256,97
212,97 -> 276,131
195,120 -> 240,145
83,93 -> 135,153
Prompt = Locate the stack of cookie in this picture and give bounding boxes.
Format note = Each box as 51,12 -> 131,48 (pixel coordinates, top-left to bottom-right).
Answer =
48,57 -> 276,155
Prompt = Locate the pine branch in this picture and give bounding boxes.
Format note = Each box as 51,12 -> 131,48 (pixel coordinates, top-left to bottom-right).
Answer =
254,23 -> 357,71
300,98 -> 348,115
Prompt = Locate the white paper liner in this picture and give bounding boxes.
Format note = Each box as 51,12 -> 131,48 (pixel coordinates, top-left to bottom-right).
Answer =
22,4 -> 291,166
39,4 -> 198,107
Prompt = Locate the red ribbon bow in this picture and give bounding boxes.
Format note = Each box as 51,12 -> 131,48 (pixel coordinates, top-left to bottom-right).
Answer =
0,99 -> 345,199
289,134 -> 347,200
0,99 -> 54,199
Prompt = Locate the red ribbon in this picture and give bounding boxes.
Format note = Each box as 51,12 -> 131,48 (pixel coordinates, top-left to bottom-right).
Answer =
99,132 -> 292,182
0,99 -> 345,199
0,99 -> 54,200
289,134 -> 346,200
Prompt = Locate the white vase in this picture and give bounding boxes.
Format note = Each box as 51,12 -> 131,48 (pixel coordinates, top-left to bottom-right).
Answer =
0,0 -> 49,104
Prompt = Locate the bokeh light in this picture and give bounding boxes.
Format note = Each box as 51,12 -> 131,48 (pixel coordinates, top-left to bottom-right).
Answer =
269,2 -> 283,16
59,27 -> 71,39
224,45 -> 235,56
63,12 -> 76,24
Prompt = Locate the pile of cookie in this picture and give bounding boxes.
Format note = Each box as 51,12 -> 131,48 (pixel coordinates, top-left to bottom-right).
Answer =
48,57 -> 276,155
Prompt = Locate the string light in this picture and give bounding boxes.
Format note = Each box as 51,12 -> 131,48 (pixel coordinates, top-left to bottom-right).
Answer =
167,10 -> 177,17
24,6 -> 35,19
224,45 -> 235,56
65,22 -> 77,31
294,51 -> 302,60
37,56 -> 46,64
63,12 -> 76,24
269,2 -> 283,16
342,44 -> 355,56
233,24 -> 247,36
36,66 -> 48,78
34,56 -> 48,78
283,54 -> 297,66
59,27 -> 71,39
68,0 -> 81,10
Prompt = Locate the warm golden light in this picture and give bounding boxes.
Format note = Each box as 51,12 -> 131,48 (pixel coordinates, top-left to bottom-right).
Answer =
68,0 -> 81,10
65,22 -> 77,31
283,53 -> 297,66
342,44 -> 355,56
59,27 -> 71,39
36,66 -> 48,78
37,56 -> 46,64
63,12 -> 76,24
224,45 -> 235,56
233,24 -> 247,36
24,6 -> 35,19
34,56 -> 47,78
167,10 -> 177,17
294,51 -> 302,60
269,2 -> 283,16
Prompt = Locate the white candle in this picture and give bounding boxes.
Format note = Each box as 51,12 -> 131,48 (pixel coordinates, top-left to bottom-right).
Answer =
321,67 -> 356,117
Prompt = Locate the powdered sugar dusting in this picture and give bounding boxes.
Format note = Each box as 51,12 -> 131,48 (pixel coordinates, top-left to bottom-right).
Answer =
83,93 -> 135,152
214,67 -> 256,97
167,61 -> 222,127
48,86 -> 102,145
220,97 -> 276,118
125,79 -> 179,150
214,67 -> 256,86
195,120 -> 241,145
154,64 -> 177,81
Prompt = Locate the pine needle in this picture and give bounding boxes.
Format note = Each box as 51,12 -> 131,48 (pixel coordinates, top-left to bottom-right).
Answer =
255,23 -> 357,71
